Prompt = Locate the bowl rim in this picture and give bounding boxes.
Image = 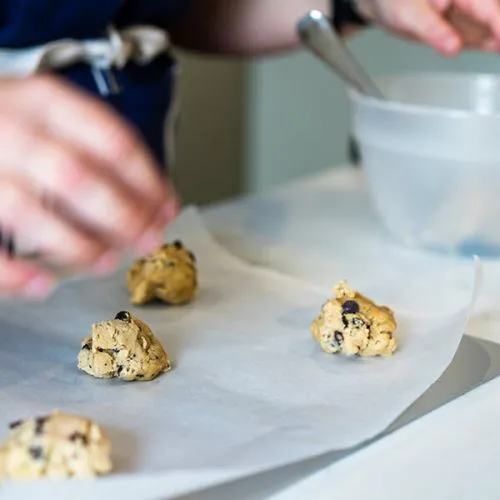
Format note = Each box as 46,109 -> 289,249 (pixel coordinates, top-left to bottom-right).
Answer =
348,71 -> 500,119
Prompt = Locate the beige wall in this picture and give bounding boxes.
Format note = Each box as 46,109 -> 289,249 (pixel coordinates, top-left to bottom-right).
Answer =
173,51 -> 247,205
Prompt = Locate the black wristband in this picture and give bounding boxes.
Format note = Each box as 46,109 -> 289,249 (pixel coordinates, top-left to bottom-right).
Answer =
332,0 -> 370,31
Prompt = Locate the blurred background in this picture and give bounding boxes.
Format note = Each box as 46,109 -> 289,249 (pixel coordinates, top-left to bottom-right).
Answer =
173,27 -> 500,206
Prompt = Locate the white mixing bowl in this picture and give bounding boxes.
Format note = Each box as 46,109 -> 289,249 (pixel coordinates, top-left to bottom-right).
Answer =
349,72 -> 500,257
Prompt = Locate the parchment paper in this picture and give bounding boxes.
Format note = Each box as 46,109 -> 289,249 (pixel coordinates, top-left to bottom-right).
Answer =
0,207 -> 481,499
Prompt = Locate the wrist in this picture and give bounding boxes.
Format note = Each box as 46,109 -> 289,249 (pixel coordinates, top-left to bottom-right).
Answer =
331,0 -> 371,31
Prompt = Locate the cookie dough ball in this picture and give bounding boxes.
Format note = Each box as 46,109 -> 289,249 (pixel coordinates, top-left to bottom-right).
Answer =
78,311 -> 171,381
126,240 -> 198,306
0,411 -> 111,480
311,281 -> 398,357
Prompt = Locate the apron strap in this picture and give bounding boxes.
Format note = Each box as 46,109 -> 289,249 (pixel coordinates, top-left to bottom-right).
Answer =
0,25 -> 170,95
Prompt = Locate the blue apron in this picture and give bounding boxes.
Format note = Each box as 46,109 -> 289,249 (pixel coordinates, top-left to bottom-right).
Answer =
0,0 -> 191,170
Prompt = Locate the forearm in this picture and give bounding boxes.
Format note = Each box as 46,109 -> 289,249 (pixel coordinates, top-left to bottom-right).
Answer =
170,0 -> 333,56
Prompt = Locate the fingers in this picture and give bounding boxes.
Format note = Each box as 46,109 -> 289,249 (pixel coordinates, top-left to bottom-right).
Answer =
443,4 -> 496,50
0,75 -> 180,288
453,0 -> 500,41
0,88 -> 173,256
25,140 -> 158,250
431,0 -> 500,53
386,1 -> 462,55
14,76 -> 170,211
0,176 -> 113,270
361,0 -> 500,55
0,253 -> 55,299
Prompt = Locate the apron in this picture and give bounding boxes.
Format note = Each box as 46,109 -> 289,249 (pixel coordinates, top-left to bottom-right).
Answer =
0,0 -> 192,171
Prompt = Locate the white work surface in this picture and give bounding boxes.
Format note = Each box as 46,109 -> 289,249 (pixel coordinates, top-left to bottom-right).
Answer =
198,165 -> 500,500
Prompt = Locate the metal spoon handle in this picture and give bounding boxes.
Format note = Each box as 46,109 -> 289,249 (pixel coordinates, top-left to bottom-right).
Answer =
297,10 -> 383,99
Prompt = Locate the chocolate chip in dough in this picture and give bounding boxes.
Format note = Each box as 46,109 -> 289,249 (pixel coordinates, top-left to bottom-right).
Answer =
8,420 -> 23,430
342,300 -> 360,315
69,432 -> 88,446
35,416 -> 49,435
115,311 -> 131,322
29,446 -> 44,460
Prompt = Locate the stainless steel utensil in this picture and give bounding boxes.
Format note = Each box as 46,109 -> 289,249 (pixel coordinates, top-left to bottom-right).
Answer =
297,9 -> 384,99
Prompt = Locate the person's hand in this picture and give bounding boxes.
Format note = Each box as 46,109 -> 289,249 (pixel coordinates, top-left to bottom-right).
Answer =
354,0 -> 500,56
0,75 -> 179,299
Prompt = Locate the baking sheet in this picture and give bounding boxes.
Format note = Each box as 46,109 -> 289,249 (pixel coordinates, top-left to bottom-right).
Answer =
0,207 -> 481,499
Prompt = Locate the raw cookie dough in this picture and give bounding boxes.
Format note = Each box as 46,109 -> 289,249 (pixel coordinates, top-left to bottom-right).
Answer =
311,281 -> 398,357
0,410 -> 111,480
126,240 -> 198,306
78,311 -> 171,381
